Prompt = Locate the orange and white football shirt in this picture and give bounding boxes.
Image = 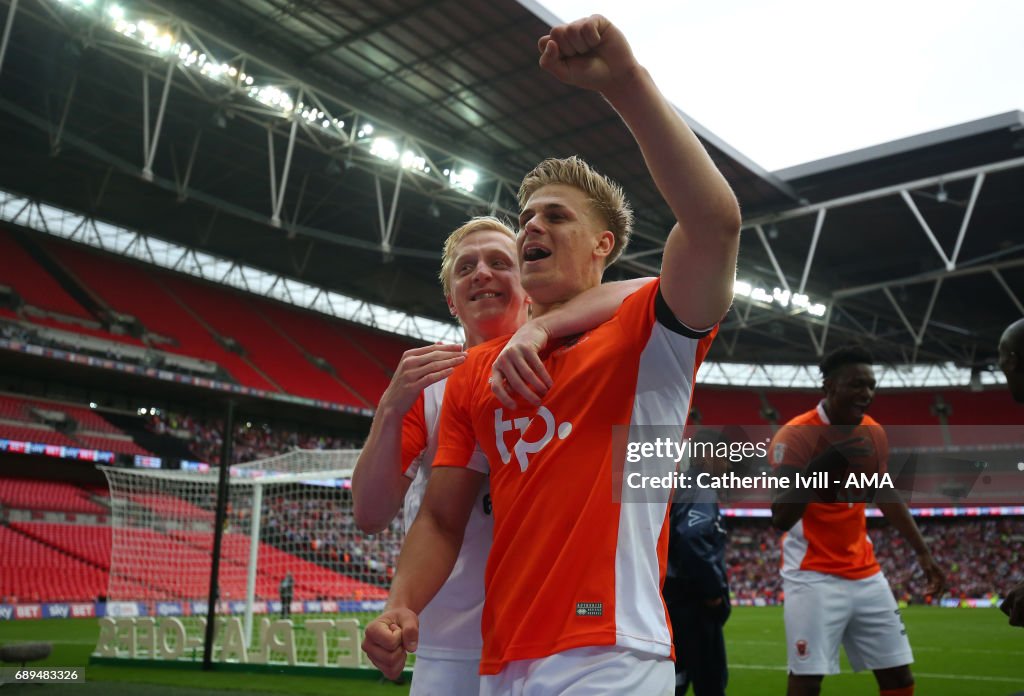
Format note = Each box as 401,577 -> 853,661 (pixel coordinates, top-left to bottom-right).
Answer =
433,279 -> 716,675
769,402 -> 888,581
400,378 -> 492,660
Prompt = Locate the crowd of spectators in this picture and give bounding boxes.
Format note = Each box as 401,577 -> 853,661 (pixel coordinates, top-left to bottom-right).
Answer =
148,410 -> 362,465
875,517 -> 1024,601
137,403 -> 1024,602
725,517 -> 1024,603
224,490 -> 402,588
226,499 -> 1024,600
726,523 -> 783,602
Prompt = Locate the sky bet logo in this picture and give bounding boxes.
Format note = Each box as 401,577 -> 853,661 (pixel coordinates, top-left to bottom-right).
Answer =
494,407 -> 573,471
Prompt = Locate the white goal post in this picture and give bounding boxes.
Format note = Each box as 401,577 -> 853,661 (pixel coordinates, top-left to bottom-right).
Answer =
94,450 -> 404,668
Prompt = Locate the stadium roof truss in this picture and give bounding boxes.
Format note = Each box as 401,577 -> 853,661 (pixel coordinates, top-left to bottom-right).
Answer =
0,0 -> 1021,388
0,0 -> 795,262
0,186 -> 465,343
0,0 -> 749,260
1,185 -> 1008,391
718,154 -> 1024,366
1,0 -> 526,243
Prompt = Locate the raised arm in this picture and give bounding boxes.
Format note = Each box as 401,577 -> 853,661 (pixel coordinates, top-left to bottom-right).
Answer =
352,344 -> 465,533
490,276 -> 654,407
361,467 -> 484,679
539,16 -> 741,329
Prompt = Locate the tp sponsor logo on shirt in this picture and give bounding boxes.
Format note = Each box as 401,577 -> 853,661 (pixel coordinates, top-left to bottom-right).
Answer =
494,407 -> 573,471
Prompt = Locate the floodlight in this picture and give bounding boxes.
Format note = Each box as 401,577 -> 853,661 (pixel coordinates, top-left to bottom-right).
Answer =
449,167 -> 479,192
370,137 -> 399,161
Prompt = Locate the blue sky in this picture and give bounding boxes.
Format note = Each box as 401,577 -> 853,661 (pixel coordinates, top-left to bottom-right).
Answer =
532,0 -> 1024,171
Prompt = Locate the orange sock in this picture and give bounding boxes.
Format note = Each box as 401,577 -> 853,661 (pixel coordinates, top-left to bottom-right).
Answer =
880,687 -> 914,696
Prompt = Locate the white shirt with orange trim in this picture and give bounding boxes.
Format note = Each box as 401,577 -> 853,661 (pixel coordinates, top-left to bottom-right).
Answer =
433,279 -> 716,675
401,378 -> 491,660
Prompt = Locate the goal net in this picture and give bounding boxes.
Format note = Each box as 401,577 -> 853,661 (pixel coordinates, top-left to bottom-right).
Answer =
93,450 -> 403,668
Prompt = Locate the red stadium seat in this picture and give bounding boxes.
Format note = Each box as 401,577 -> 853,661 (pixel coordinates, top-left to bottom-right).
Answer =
0,423 -> 80,448
256,298 -> 408,408
0,479 -> 108,514
45,240 -> 279,392
0,526 -> 108,602
161,276 -> 365,405
691,388 -> 764,425
0,229 -> 92,320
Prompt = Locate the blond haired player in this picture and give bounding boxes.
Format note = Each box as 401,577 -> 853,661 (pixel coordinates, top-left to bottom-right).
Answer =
770,345 -> 945,696
363,14 -> 741,694
352,216 -> 647,695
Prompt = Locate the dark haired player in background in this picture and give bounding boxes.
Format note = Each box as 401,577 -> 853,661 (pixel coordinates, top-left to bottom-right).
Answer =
769,345 -> 945,696
997,317 -> 1024,627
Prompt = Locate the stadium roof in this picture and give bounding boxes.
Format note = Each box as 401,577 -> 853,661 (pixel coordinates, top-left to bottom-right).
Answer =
0,0 -> 1021,383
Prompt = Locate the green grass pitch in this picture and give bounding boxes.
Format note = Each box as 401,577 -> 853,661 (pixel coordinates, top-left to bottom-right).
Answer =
1,607 -> 1021,695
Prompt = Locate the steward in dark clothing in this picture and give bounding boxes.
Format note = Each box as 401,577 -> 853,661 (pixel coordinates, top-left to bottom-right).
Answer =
279,572 -> 294,618
663,456 -> 731,696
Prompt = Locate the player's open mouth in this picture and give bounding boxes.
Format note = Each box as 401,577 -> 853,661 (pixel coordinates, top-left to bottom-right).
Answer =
522,244 -> 552,262
470,291 -> 503,301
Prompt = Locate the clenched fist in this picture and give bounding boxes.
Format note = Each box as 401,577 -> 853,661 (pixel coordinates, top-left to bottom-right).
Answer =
361,607 -> 419,680
538,15 -> 642,95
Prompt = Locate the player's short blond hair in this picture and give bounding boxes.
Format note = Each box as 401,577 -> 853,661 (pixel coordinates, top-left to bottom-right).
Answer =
439,216 -> 517,296
517,156 -> 634,267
